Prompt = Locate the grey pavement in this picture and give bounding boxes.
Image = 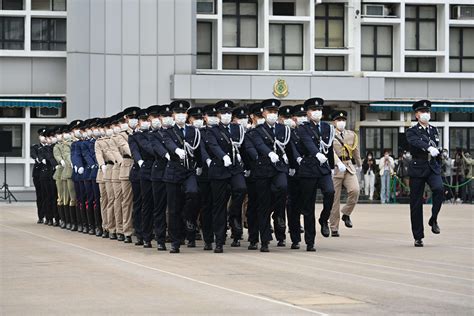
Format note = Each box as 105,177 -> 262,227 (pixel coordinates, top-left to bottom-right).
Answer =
0,203 -> 473,315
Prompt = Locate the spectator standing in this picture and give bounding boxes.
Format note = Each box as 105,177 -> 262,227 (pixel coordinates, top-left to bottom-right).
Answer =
462,151 -> 473,203
379,149 -> 395,204
362,151 -> 377,200
441,149 -> 454,201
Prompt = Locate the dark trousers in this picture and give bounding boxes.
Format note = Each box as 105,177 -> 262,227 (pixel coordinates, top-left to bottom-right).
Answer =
74,179 -> 84,227
256,172 -> 287,244
78,180 -> 88,226
409,173 -> 444,240
166,176 -> 198,248
287,176 -> 302,244
92,182 -> 102,229
298,175 -> 334,245
246,179 -> 259,243
140,178 -> 154,242
84,180 -> 96,229
131,180 -> 143,240
198,180 -> 213,244
33,175 -> 44,220
152,180 -> 167,244
40,177 -> 54,220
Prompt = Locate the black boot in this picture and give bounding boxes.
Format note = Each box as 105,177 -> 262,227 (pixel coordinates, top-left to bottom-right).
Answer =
64,205 -> 71,230
81,205 -> 89,234
94,205 -> 102,234
69,205 -> 77,231
75,204 -> 83,232
96,227 -> 103,237
58,205 -> 66,229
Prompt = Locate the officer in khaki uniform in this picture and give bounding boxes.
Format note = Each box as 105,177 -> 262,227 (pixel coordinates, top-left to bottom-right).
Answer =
94,119 -> 109,238
52,127 -> 66,228
60,125 -> 77,231
110,114 -> 126,241
329,110 -> 362,236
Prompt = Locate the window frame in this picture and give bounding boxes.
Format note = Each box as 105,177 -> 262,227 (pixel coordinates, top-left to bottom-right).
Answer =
196,21 -> 213,69
222,0 -> 258,48
31,17 -> 67,51
449,27 -> 474,73
405,57 -> 437,72
314,3 -> 345,48
1,0 -> 23,10
361,25 -> 393,71
0,17 -> 25,50
269,23 -> 304,70
197,0 -> 216,14
405,5 -> 437,51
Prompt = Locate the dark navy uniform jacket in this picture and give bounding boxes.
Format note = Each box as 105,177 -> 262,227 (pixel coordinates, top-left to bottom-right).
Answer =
71,140 -> 85,181
149,128 -> 171,181
198,127 -> 211,183
80,138 -> 98,181
31,143 -> 43,178
129,130 -> 156,181
287,128 -> 304,171
250,123 -> 291,178
37,144 -> 56,179
406,122 -> 441,177
162,124 -> 207,184
206,123 -> 245,180
128,132 -> 141,183
296,121 -> 334,177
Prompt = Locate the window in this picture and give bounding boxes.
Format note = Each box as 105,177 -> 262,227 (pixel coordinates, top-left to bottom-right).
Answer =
1,0 -> 23,10
223,54 -> 258,70
0,125 -> 22,157
273,2 -> 295,16
360,127 -> 399,158
405,5 -> 437,51
197,22 -> 212,69
450,28 -> 474,73
315,3 -> 344,48
0,17 -> 24,50
270,23 -> 303,70
361,25 -> 392,71
449,128 -> 474,154
223,0 -> 258,48
405,57 -> 436,72
315,56 -> 344,71
31,18 -> 66,51
0,107 -> 24,118
197,0 -> 216,14
32,0 -> 66,11
449,113 -> 474,122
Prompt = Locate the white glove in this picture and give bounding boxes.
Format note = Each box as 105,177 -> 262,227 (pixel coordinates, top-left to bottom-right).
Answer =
196,167 -> 202,176
175,148 -> 186,160
282,154 -> 288,164
206,158 -> 212,168
331,169 -> 335,176
316,152 -> 328,164
268,152 -> 280,163
165,153 -> 170,161
55,165 -> 60,170
60,159 -> 65,167
78,167 -> 84,174
35,158 -> 40,163
337,161 -> 347,172
289,168 -> 296,177
236,153 -> 242,162
296,157 -> 303,165
428,146 -> 439,157
244,170 -> 251,177
138,160 -> 144,168
70,162 -> 73,168
223,155 -> 232,167
101,165 -> 107,174
41,159 -> 47,165
74,166 -> 78,173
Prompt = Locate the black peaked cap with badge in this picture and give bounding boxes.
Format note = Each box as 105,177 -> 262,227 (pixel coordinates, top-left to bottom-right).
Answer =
170,100 -> 190,113
412,99 -> 432,112
330,110 -> 347,121
232,106 -> 248,119
278,105 -> 293,118
304,97 -> 324,110
261,98 -> 281,110
215,100 -> 234,113
292,104 -> 307,116
187,107 -> 204,119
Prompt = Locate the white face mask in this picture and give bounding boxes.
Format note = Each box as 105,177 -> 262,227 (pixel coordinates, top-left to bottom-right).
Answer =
162,116 -> 175,128
63,133 -> 71,140
92,129 -> 100,137
51,137 -> 58,144
140,121 -> 150,130
419,112 -> 431,123
100,129 -> 106,137
207,116 -> 220,126
174,113 -> 187,126
86,130 -> 93,137
128,118 -> 138,129
74,130 -> 82,138
256,118 -> 265,125
336,120 -> 346,131
237,118 -> 248,127
39,135 -> 46,143
265,113 -> 278,125
82,132 -> 88,138
296,116 -> 308,125
113,126 -> 121,134
220,113 -> 232,125
310,110 -> 323,121
120,123 -> 129,131
105,129 -> 114,136
192,119 -> 204,129
151,118 -> 162,129
57,134 -> 63,141
283,118 -> 295,128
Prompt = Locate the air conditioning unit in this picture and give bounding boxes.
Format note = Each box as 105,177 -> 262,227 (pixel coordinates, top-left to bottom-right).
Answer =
36,107 -> 61,118
452,6 -> 474,19
363,4 -> 391,17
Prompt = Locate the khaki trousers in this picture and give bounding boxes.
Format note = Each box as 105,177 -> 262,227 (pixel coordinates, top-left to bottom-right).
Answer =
104,166 -> 116,233
112,166 -> 123,234
98,182 -> 108,231
330,171 -> 360,231
55,179 -> 63,206
121,180 -> 133,236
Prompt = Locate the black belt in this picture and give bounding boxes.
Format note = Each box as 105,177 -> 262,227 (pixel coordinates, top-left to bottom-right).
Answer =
123,154 -> 132,159
106,161 -> 114,165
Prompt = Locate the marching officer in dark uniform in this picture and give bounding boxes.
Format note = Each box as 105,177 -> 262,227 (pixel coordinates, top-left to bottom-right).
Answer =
38,129 -> 59,226
31,128 -> 47,223
70,120 -> 87,233
406,100 -> 443,247
206,100 -> 247,252
296,98 -> 335,251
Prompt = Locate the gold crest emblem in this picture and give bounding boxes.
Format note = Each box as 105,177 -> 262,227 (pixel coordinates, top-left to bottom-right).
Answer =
273,79 -> 289,98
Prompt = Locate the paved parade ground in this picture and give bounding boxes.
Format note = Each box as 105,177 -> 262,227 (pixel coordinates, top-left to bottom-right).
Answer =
0,202 -> 473,315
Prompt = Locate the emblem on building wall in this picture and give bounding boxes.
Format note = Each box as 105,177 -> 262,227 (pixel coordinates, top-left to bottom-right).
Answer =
273,79 -> 289,98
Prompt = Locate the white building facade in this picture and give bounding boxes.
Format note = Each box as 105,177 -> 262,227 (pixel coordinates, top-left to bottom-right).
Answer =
0,0 -> 473,197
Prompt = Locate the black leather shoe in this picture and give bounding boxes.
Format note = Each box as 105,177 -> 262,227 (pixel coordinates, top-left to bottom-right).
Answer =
170,247 -> 180,253
306,244 -> 316,252
83,226 -> 90,234
96,228 -> 103,237
277,240 -> 286,247
109,233 -> 117,240
319,219 -> 330,237
124,236 -> 132,243
60,221 -> 66,229
231,239 -> 240,247
414,239 -> 424,247
77,225 -> 83,232
117,234 -> 125,242
135,239 -> 144,246
248,242 -> 258,250
331,231 -> 340,237
71,224 -> 77,232
102,231 -> 109,238
428,218 -> 440,234
66,223 -> 71,230
157,243 -> 167,251
260,244 -> 269,252
143,241 -> 152,248
47,219 -> 54,226
53,220 -> 60,227
195,231 -> 202,241
187,240 -> 196,248
291,243 -> 300,249
341,214 -> 352,228
214,245 -> 223,253
37,219 -> 44,224
203,243 -> 213,251
88,228 -> 95,235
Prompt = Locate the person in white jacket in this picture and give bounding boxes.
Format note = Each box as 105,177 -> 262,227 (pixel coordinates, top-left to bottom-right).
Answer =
379,150 -> 395,204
